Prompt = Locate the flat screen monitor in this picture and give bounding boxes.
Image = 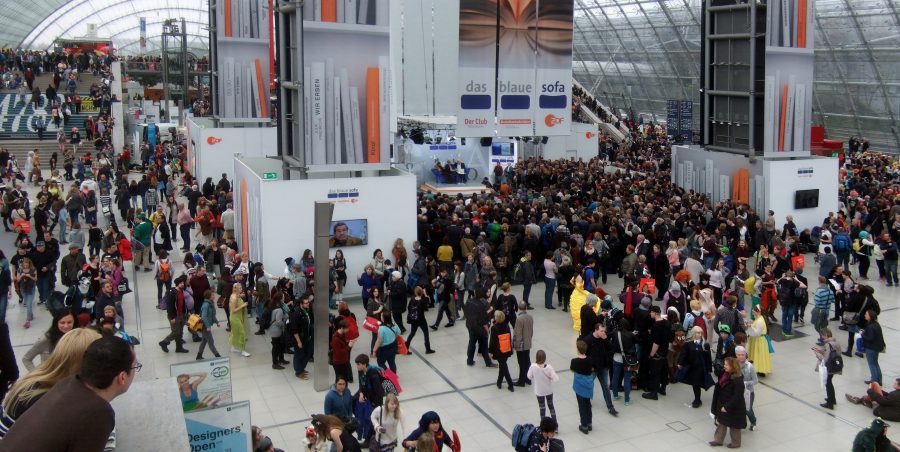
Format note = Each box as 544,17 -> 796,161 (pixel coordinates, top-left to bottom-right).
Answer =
329,219 -> 368,247
794,189 -> 819,209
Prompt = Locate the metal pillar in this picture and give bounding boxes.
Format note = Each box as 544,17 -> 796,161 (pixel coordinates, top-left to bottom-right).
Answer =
312,201 -> 334,391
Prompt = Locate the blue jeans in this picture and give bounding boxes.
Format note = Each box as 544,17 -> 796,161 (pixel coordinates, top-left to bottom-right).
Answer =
544,277 -> 556,308
292,344 -> 311,375
594,367 -> 614,410
0,290 -> 8,323
885,260 -> 898,285
22,289 -> 35,321
36,275 -> 51,302
836,251 -> 850,270
746,391 -> 757,426
466,331 -> 492,366
781,303 -> 795,334
68,208 -> 80,225
864,348 -> 882,385
611,361 -> 632,402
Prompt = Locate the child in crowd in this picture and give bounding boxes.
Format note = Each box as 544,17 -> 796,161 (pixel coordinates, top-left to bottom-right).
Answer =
527,350 -> 560,422
570,340 -> 594,434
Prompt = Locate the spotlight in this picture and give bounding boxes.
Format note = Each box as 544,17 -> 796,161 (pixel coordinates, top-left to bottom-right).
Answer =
480,137 -> 493,146
410,128 -> 425,145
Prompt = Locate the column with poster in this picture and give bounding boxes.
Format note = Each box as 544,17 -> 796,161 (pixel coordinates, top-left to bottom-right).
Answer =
533,0 -> 574,137
185,401 -> 252,452
679,101 -> 693,144
170,357 -> 233,412
457,0 -> 497,137
496,0 -> 537,136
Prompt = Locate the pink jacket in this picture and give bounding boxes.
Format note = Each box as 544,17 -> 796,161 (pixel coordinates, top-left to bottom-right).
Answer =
527,363 -> 560,397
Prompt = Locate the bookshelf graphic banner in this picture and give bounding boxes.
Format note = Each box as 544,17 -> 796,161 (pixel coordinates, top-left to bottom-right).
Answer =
457,0 -> 574,137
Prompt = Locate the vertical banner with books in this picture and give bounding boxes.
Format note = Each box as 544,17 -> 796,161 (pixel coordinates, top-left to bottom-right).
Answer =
457,0 -> 498,137
533,0 -> 574,137
170,357 -> 233,412
457,0 -> 574,137
185,401 -> 252,451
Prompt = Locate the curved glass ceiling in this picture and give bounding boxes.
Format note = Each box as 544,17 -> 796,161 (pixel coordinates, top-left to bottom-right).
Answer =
573,0 -> 900,153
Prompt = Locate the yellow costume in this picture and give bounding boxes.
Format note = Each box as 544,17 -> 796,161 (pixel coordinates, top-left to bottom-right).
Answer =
747,316 -> 772,374
568,279 -> 600,332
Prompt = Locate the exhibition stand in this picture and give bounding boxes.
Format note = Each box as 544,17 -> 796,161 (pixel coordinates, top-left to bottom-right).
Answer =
232,156 -> 417,281
185,116 -> 276,182
541,123 -> 600,160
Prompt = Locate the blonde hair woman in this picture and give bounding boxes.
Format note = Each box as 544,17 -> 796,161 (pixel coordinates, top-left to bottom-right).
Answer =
229,282 -> 251,357
370,393 -> 405,450
0,328 -> 102,437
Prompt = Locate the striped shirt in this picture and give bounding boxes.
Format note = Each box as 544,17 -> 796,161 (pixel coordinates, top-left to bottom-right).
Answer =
813,287 -> 835,310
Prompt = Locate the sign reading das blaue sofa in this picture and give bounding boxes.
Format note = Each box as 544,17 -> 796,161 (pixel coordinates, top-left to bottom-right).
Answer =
457,0 -> 574,137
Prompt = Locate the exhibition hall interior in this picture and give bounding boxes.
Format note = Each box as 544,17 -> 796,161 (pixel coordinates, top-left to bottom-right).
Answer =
0,0 -> 898,451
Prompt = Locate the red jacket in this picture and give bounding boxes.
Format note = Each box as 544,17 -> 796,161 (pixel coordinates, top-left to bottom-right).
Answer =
330,332 -> 351,365
118,238 -> 133,261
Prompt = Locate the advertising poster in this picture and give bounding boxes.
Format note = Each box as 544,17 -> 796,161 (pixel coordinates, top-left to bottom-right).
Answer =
533,0 -> 574,136
457,0 -> 498,137
185,401 -> 252,452
170,357 -> 233,412
496,0 -> 538,136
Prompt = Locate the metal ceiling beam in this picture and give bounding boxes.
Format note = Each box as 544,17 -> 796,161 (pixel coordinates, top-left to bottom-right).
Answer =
574,0 -> 637,111
812,11 -> 866,138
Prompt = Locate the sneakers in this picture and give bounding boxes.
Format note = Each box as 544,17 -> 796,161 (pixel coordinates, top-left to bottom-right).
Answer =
624,400 -> 632,406
241,351 -> 251,357
845,394 -> 862,405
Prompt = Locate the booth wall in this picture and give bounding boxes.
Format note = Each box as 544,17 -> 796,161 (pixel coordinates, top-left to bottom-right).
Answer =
186,117 -> 277,183
542,123 -> 600,161
110,62 -> 125,152
671,145 -> 763,209
236,163 -> 418,281
762,157 -> 839,232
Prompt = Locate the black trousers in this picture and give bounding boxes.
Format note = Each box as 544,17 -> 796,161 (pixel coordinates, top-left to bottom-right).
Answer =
516,350 -> 531,384
496,357 -> 513,387
407,318 -> 431,350
271,337 -> 284,365
647,356 -> 668,395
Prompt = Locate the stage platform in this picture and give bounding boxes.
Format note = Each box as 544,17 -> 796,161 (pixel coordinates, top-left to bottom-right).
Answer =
419,181 -> 493,196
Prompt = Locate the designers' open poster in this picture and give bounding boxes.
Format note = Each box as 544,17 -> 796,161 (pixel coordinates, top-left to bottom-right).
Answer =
185,401 -> 252,452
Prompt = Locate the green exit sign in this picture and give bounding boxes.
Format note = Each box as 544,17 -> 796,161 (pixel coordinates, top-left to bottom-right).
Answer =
262,172 -> 278,180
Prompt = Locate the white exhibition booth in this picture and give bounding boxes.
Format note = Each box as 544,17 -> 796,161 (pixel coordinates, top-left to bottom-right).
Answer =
540,122 -> 600,161
672,145 -> 839,231
185,117 -> 277,183
233,156 -> 418,279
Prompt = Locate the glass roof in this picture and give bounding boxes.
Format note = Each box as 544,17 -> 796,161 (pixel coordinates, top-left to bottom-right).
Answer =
573,0 -> 900,153
0,0 -> 210,55
0,0 -> 896,152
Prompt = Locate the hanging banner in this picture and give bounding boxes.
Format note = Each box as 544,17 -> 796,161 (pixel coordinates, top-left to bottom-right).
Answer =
533,0 -> 574,136
458,0 -> 573,137
185,401 -> 252,451
139,17 -> 147,54
496,1 -> 537,136
170,357 -> 233,412
457,0 -> 498,137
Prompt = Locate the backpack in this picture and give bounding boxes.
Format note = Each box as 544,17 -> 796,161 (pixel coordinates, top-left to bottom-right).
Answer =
833,234 -> 850,252
825,347 -> 843,374
260,306 -> 274,331
511,423 -> 537,452
852,239 -> 862,253
158,261 -> 172,282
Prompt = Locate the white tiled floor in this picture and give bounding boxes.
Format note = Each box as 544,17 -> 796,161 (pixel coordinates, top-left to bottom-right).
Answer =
4,181 -> 898,451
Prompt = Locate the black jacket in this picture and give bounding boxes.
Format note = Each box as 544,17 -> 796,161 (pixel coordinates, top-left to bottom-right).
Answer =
464,298 -> 490,337
488,322 -> 513,360
711,374 -> 747,429
678,340 -> 712,386
586,334 -> 613,370
389,279 -> 408,313
289,307 -> 312,344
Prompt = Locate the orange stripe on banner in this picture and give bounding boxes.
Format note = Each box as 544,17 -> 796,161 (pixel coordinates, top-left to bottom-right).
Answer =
779,85 -> 788,152
366,67 -> 380,163
798,0 -> 807,48
223,0 -> 233,37
254,59 -> 268,117
322,0 -> 337,22
241,180 -> 249,254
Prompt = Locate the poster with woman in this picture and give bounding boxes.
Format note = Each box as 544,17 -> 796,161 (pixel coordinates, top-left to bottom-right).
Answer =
170,357 -> 233,412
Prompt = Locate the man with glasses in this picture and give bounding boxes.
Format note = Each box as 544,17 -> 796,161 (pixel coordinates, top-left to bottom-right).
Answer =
1,336 -> 138,451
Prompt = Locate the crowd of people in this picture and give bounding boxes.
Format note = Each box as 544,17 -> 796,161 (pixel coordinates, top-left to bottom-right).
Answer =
0,99 -> 897,450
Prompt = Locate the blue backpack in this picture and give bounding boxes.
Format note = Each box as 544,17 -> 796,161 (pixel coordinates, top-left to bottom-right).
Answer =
833,233 -> 850,252
511,423 -> 537,452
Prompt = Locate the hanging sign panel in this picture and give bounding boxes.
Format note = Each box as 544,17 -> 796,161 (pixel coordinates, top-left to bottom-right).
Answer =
457,0 -> 498,137
533,0 -> 574,137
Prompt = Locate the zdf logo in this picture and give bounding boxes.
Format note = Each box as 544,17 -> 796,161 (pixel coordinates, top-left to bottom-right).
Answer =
207,136 -> 222,145
544,114 -> 565,128
585,132 -> 595,139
